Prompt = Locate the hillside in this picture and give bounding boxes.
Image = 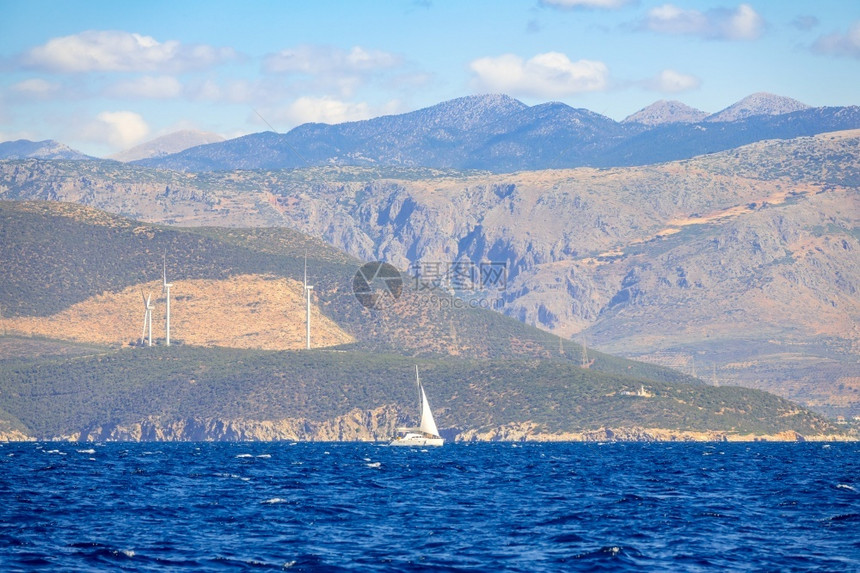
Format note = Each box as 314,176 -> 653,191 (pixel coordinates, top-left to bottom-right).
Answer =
1,275 -> 354,350
130,93 -> 860,172
0,344 -> 843,442
0,131 -> 858,419
0,201 -> 849,442
0,200 -> 690,375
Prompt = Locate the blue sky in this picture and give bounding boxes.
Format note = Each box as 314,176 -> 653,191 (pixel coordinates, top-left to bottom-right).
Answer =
1,0 -> 858,157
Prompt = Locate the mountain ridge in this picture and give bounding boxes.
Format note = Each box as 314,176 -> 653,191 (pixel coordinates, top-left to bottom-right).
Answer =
706,92 -> 810,122
0,139 -> 94,161
623,100 -> 709,125
127,92 -> 860,173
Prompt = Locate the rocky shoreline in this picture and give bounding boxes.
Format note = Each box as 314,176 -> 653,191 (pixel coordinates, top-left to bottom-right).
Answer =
1,409 -> 856,443
454,422 -> 857,443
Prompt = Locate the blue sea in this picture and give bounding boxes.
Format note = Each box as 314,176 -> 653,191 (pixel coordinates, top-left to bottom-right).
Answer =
1,442 -> 858,572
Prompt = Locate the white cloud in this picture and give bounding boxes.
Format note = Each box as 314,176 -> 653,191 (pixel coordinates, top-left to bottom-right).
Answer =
727,4 -> 763,40
184,76 -> 301,106
642,3 -> 764,40
645,69 -> 701,93
257,97 -> 404,130
812,21 -> 860,59
196,79 -> 266,103
646,4 -> 705,35
105,75 -> 183,99
82,111 -> 150,149
187,79 -> 224,101
276,97 -> 374,125
21,30 -> 237,73
10,78 -> 61,99
470,52 -> 609,97
264,45 -> 401,74
541,0 -> 635,9
263,45 -> 402,97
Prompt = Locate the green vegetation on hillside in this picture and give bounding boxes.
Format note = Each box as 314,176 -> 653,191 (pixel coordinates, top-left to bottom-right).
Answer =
0,344 -> 837,439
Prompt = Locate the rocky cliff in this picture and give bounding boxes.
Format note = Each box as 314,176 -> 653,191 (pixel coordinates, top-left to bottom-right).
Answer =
3,413 -> 851,443
65,406 -> 404,442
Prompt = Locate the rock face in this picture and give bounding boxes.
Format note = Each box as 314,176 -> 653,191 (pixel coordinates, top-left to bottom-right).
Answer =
70,406 -> 404,442
25,417 -> 847,443
455,423 -> 843,443
0,429 -> 35,441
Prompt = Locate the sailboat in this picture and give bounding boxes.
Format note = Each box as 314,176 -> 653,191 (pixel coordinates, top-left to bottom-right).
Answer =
390,366 -> 444,447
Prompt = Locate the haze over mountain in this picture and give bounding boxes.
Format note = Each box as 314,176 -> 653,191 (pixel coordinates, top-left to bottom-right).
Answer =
0,139 -> 93,161
130,93 -> 860,173
109,130 -> 226,162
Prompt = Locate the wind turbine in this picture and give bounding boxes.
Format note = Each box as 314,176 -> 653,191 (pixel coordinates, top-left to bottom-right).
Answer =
163,254 -> 172,346
304,252 -> 313,350
140,290 -> 153,347
581,333 -> 591,368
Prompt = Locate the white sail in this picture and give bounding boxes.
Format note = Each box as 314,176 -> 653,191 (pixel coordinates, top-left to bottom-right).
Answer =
418,384 -> 440,438
390,366 -> 444,446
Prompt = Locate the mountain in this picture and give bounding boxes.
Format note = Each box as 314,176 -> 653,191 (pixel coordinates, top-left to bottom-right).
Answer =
706,92 -> 810,122
597,106 -> 860,166
0,139 -> 93,161
133,93 -> 860,172
135,94 -> 532,172
3,129 -> 857,421
3,200 -> 844,442
109,129 -> 225,162
623,100 -> 709,126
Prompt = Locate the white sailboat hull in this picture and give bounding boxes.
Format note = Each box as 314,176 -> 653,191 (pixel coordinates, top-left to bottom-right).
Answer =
390,432 -> 444,447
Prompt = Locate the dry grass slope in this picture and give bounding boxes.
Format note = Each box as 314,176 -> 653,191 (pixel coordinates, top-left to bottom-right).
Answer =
0,274 -> 354,350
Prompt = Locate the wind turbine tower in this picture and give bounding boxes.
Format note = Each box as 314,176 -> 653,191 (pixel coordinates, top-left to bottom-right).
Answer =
581,333 -> 589,368
140,290 -> 153,347
163,254 -> 172,346
304,253 -> 313,350
580,333 -> 594,369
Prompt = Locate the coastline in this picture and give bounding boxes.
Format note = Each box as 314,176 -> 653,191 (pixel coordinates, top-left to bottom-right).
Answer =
2,418 -> 857,444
